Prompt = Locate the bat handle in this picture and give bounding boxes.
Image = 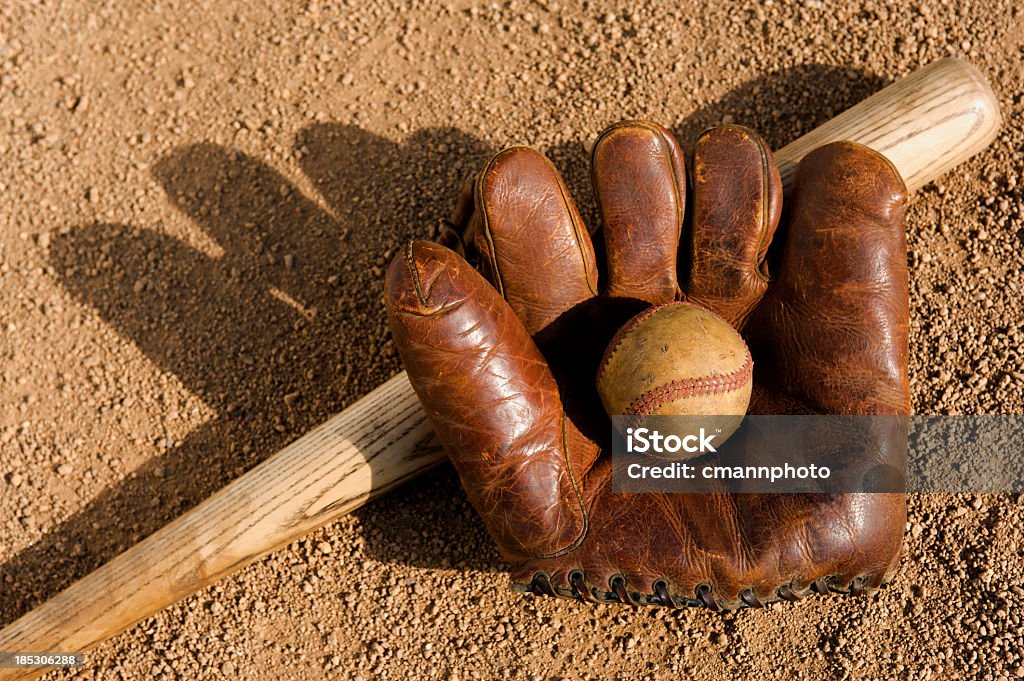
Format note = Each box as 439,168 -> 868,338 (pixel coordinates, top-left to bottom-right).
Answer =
774,57 -> 1002,193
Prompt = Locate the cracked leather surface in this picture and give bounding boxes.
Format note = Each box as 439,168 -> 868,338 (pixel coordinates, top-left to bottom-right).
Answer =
385,121 -> 909,610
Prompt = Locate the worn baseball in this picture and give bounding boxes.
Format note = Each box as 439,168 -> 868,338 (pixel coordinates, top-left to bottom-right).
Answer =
596,302 -> 753,448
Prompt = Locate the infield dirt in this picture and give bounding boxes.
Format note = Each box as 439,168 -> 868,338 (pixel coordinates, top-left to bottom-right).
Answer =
2,1 -> 1024,679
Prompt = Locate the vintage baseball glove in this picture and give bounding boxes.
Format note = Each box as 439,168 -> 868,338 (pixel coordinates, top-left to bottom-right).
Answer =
385,121 -> 909,609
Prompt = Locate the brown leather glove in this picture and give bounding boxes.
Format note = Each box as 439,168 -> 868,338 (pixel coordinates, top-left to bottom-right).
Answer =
385,121 -> 909,610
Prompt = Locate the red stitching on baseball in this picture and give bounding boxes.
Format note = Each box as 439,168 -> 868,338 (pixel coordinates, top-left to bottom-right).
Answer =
623,350 -> 753,427
596,301 -> 683,386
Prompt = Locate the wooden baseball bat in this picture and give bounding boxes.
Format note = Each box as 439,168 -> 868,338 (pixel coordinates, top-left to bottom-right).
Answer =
0,57 -> 1001,679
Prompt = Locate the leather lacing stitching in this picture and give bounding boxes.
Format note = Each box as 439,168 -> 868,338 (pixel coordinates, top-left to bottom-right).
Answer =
610,576 -> 634,605
569,571 -> 592,602
695,584 -> 719,610
523,572 -> 878,609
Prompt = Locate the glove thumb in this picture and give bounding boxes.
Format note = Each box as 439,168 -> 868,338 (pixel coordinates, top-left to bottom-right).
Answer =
385,240 -> 590,559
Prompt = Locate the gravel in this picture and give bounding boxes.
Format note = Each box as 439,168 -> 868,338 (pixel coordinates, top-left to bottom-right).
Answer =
1,0 -> 1023,679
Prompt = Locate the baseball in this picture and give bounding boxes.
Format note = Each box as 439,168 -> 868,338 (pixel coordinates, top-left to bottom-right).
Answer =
596,302 -> 753,449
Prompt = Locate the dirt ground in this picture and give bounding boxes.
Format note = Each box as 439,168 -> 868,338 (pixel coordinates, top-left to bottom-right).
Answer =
2,0 -> 1024,679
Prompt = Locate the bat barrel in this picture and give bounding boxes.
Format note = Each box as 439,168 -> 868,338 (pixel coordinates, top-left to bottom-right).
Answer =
775,57 -> 1001,193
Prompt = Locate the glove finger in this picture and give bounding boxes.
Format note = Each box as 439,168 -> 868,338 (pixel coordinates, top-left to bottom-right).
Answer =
749,141 -> 909,415
464,147 -> 599,337
591,120 -> 685,305
686,125 -> 782,328
385,240 -> 597,559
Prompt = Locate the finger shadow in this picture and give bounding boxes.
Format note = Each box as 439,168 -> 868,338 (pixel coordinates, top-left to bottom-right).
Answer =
295,123 -> 499,571
1,125 -> 492,627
